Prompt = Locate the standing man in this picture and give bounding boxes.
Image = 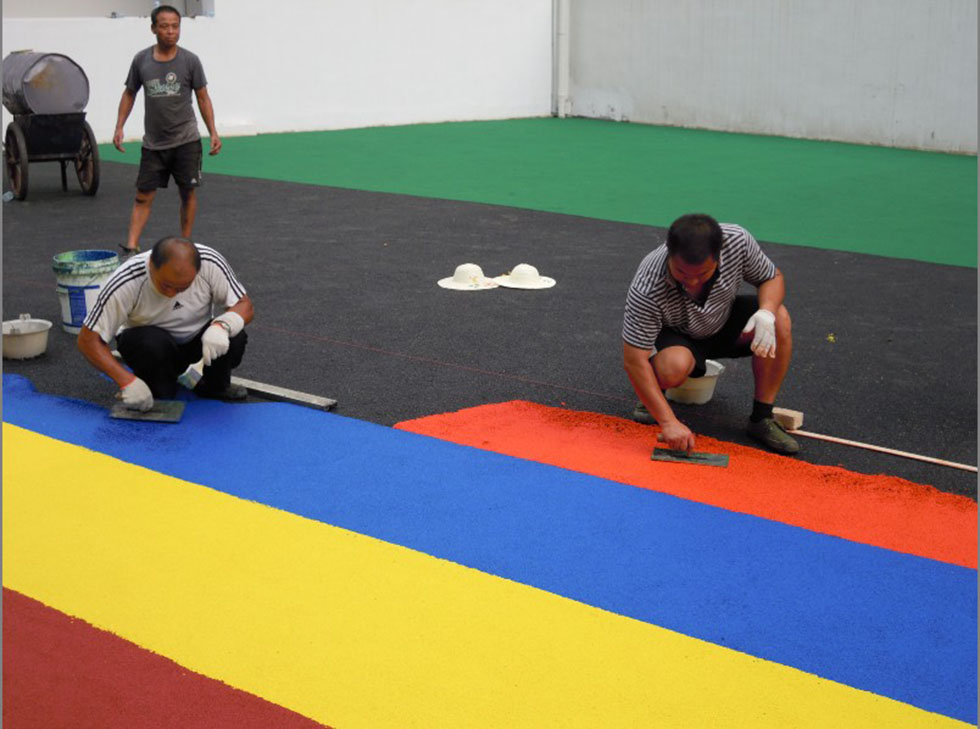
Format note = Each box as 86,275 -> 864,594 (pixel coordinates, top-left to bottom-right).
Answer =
623,213 -> 799,455
77,237 -> 252,411
114,4 -> 221,255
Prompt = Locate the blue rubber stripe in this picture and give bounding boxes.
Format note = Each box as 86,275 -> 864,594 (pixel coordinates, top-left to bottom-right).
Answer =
4,375 -> 976,723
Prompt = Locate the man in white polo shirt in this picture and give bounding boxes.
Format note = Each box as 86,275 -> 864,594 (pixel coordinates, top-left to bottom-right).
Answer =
77,236 -> 253,412
623,213 -> 798,455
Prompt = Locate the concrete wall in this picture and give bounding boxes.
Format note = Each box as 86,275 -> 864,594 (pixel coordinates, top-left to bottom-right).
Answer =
2,0 -> 553,142
568,0 -> 978,152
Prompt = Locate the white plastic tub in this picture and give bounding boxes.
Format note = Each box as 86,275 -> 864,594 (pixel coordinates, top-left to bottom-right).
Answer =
3,314 -> 53,359
665,359 -> 725,405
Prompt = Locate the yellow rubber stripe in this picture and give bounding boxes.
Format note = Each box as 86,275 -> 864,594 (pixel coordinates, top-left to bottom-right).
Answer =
2,424 -> 967,728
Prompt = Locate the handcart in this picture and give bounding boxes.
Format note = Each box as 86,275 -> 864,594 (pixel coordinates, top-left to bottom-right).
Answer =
2,51 -> 99,200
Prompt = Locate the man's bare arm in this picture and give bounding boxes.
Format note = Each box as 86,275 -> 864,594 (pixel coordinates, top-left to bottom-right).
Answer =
623,341 -> 695,451
195,86 -> 222,155
113,89 -> 137,152
77,326 -> 136,389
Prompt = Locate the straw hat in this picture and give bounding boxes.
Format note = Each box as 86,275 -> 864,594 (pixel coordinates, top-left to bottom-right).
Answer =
437,263 -> 499,290
493,263 -> 556,289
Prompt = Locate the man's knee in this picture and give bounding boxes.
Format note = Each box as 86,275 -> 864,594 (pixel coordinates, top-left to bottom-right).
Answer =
178,185 -> 196,203
134,189 -> 156,205
118,326 -> 178,362
775,305 -> 792,340
652,348 -> 695,389
226,329 -> 248,365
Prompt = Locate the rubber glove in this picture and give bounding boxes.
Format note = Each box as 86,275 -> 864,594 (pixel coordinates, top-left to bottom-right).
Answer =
121,377 -> 154,411
201,322 -> 230,366
742,309 -> 777,358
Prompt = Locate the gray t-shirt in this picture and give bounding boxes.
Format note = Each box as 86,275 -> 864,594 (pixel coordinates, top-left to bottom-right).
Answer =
125,46 -> 207,150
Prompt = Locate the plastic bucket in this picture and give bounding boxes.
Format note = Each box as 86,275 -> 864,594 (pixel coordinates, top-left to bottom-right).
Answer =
3,314 -> 53,359
52,249 -> 119,333
665,359 -> 726,405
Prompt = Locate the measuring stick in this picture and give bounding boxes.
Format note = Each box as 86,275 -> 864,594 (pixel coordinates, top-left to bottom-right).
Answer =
231,376 -> 337,411
789,429 -> 978,473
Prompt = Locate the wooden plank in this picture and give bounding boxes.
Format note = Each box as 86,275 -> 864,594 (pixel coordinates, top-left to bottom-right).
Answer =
772,407 -> 804,430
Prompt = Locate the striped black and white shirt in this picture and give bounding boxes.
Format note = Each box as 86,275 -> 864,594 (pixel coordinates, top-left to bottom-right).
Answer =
623,224 -> 776,350
83,243 -> 247,344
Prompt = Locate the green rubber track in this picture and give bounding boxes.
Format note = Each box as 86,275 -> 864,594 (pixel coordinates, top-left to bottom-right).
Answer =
101,117 -> 978,267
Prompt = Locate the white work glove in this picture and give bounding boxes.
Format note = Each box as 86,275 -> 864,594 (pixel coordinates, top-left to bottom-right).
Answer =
201,322 -> 231,366
121,377 -> 154,411
741,309 -> 777,358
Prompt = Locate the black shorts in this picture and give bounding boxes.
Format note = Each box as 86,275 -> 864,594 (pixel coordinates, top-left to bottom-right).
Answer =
136,139 -> 203,191
654,294 -> 757,378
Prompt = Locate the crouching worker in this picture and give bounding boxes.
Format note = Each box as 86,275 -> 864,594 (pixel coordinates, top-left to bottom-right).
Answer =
78,236 -> 253,411
623,213 -> 798,455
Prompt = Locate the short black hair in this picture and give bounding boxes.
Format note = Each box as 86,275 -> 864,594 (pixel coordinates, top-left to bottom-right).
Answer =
666,213 -> 723,264
151,4 -> 181,25
150,236 -> 201,271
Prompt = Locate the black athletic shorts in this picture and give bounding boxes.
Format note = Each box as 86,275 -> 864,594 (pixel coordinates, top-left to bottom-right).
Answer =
136,139 -> 203,191
653,294 -> 758,378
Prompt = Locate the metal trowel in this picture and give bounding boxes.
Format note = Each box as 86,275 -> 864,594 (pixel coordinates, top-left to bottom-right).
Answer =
651,447 -> 729,467
110,399 -> 186,423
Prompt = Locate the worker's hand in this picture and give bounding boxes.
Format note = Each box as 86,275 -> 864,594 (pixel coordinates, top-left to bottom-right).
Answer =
209,134 -> 222,156
112,127 -> 125,153
742,309 -> 777,358
658,420 -> 696,453
201,322 -> 230,365
120,377 -> 153,411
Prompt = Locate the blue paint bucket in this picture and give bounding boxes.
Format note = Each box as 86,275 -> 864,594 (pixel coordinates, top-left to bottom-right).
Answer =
52,249 -> 119,334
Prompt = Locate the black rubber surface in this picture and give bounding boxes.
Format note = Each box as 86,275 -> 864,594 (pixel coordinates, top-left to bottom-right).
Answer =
3,161 -> 976,496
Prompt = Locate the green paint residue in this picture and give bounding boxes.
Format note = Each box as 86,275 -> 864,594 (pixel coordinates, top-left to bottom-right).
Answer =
100,118 -> 977,267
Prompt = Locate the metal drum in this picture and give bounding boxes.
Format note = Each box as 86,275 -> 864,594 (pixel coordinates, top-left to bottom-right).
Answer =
3,52 -> 90,115
2,51 -> 99,200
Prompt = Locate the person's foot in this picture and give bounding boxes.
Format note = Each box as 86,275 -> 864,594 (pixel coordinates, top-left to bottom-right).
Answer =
632,401 -> 656,425
746,417 -> 799,455
195,382 -> 248,401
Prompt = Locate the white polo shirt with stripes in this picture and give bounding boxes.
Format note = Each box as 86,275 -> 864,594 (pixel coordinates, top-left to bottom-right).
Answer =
83,243 -> 247,345
623,223 -> 776,350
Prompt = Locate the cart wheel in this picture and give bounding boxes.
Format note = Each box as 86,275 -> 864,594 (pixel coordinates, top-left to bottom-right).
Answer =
4,123 -> 29,201
75,121 -> 100,196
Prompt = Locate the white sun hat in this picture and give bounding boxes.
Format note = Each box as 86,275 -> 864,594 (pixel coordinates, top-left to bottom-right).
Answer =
493,263 -> 556,289
437,263 -> 499,290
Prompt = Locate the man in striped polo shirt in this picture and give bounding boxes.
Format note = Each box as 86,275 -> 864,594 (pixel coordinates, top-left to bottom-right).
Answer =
623,213 -> 798,455
77,236 -> 253,412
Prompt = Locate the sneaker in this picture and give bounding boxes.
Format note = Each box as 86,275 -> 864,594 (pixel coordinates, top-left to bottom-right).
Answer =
195,383 -> 248,401
746,417 -> 800,455
632,401 -> 656,425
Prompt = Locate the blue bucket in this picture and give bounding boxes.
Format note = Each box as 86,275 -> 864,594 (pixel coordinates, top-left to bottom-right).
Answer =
52,249 -> 119,334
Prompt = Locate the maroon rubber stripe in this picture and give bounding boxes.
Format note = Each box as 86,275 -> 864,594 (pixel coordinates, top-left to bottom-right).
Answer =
2,588 -> 331,729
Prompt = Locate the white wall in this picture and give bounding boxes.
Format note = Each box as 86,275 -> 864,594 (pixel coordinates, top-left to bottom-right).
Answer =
5,1 -> 974,153
3,0 -> 155,19
2,0 -> 553,143
568,0 -> 978,153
